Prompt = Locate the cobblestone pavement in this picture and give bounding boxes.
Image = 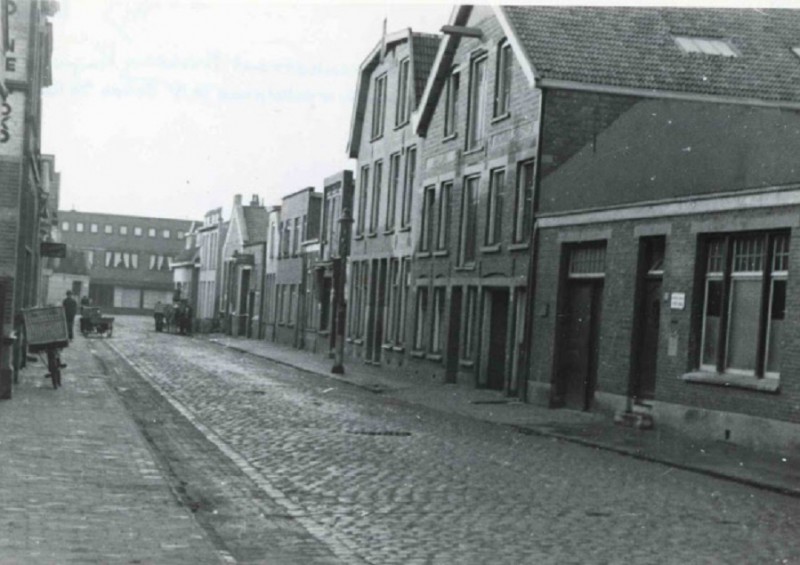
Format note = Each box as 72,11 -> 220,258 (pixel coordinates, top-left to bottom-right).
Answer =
0,332 -> 221,564
106,317 -> 800,564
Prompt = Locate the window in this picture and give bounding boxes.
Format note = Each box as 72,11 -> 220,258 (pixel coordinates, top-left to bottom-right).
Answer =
132,226 -> 141,236
105,251 -> 113,267
357,165 -> 369,235
396,58 -> 411,126
401,146 -> 416,228
436,181 -> 452,251
431,287 -> 445,354
177,231 -> 185,239
420,186 -> 436,252
86,250 -> 94,269
414,286 -> 428,351
162,229 -> 171,238
462,286 -> 477,359
104,224 -> 113,234
292,218 -> 300,255
459,175 -> 480,265
494,41 -> 512,117
466,55 -> 487,150
148,228 -> 156,238
149,254 -> 169,271
371,73 -> 387,139
386,152 -> 401,230
76,222 -> 84,233
61,221 -> 69,231
569,244 -> 606,277
120,225 -> 128,235
370,160 -> 383,233
90,223 -> 98,233
700,232 -> 789,378
131,253 -> 139,269
385,259 -> 399,343
674,36 -> 738,57
513,159 -> 535,243
444,71 -> 459,137
485,168 -> 505,246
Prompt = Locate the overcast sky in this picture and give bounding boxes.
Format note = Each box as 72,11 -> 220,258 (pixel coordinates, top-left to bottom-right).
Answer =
42,1 -> 789,222
42,1 -> 452,221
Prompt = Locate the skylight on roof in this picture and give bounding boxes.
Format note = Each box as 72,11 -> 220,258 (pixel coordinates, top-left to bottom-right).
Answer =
674,36 -> 739,57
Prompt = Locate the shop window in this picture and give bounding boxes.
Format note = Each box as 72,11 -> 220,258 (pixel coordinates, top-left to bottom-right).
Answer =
700,231 -> 789,378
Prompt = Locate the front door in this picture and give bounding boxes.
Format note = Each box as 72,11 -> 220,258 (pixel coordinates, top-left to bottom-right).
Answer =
631,236 -> 665,401
559,280 -> 603,410
445,287 -> 462,384
486,289 -> 509,391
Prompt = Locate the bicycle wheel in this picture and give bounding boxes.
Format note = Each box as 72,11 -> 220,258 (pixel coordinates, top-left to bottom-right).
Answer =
47,350 -> 61,389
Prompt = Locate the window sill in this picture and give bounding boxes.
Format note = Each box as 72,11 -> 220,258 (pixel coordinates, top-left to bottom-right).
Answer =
508,241 -> 529,252
370,134 -> 384,143
410,349 -> 426,359
417,251 -> 431,259
491,112 -> 511,125
680,371 -> 780,394
433,249 -> 449,257
381,343 -> 394,350
443,132 -> 457,142
318,330 -> 330,336
480,244 -> 501,254
454,264 -> 476,272
463,146 -> 484,157
383,228 -> 396,236
394,120 -> 410,131
392,345 -> 405,353
354,234 -> 364,241
459,359 -> 475,368
352,338 -> 364,345
426,353 -> 443,362
398,225 -> 411,233
366,232 -> 378,239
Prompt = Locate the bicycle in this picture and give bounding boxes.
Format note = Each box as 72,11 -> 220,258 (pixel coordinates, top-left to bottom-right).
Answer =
38,346 -> 64,389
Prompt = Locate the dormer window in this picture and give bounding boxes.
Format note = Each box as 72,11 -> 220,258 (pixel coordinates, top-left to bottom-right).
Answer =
673,36 -> 738,57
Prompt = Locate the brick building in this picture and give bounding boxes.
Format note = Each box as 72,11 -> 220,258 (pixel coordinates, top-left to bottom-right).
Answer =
0,0 -> 58,395
170,222 -> 200,318
196,208 -> 226,332
273,187 -> 321,348
346,28 -> 439,369
220,194 -> 268,337
410,6 -> 538,395
57,211 -> 193,314
262,205 -> 281,340
490,7 -> 800,451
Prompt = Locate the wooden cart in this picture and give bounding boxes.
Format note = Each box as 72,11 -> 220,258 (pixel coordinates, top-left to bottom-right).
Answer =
80,307 -> 114,338
23,306 -> 69,389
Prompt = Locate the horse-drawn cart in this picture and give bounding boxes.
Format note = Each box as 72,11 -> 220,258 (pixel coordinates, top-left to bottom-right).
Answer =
80,307 -> 114,338
23,305 -> 69,389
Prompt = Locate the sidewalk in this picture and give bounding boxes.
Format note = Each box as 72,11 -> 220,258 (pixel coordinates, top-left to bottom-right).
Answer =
208,334 -> 800,498
0,337 -> 221,564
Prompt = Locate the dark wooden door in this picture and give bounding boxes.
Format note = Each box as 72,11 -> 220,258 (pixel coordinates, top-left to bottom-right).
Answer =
634,278 -> 661,400
445,287 -> 462,384
487,289 -> 509,390
560,280 -> 603,410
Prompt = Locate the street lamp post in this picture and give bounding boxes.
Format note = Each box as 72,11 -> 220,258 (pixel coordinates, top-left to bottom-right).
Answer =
331,207 -> 353,374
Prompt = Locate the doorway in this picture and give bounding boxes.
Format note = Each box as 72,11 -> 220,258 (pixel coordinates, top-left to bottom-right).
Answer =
485,288 -> 509,391
631,237 -> 665,401
238,269 -> 250,336
445,287 -> 462,384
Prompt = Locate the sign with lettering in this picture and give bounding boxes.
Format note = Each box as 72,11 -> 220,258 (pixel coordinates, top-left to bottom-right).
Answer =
5,0 -> 31,83
670,292 -> 686,310
0,91 -> 25,156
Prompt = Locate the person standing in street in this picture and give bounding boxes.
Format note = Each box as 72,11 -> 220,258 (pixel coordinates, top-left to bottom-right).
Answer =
154,300 -> 165,332
62,291 -> 78,341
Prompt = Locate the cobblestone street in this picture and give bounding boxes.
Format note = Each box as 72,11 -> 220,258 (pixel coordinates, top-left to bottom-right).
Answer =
92,316 -> 800,565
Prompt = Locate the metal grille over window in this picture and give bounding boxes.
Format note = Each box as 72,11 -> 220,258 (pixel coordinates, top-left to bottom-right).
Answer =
569,245 -> 606,277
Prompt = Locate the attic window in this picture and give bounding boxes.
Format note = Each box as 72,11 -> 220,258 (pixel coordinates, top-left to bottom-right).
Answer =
673,36 -> 738,57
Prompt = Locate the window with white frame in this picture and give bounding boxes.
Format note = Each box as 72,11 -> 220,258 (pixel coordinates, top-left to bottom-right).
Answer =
420,186 -> 436,252
459,175 -> 480,265
513,159 -> 535,243
485,168 -> 505,246
466,54 -> 487,150
436,181 -> 452,251
494,40 -> 513,117
444,71 -> 459,137
700,232 -> 789,378
396,58 -> 411,126
371,73 -> 387,139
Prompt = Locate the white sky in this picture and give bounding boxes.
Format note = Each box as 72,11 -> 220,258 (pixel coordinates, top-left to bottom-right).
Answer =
42,0 -> 792,222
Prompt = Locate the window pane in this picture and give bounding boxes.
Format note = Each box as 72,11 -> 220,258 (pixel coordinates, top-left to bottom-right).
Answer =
726,278 -> 763,372
766,279 -> 786,373
702,279 -> 722,366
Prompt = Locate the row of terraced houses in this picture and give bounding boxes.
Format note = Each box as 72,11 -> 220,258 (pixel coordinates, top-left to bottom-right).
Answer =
64,5 -> 800,452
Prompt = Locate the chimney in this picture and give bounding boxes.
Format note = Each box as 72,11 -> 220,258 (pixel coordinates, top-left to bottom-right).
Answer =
250,194 -> 259,206
234,194 -> 242,206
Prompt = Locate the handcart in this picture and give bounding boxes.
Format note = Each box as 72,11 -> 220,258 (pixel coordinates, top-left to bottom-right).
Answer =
80,306 -> 114,338
23,306 -> 69,389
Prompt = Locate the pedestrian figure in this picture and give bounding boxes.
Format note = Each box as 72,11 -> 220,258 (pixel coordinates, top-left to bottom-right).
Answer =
62,290 -> 78,340
164,302 -> 174,333
154,300 -> 166,332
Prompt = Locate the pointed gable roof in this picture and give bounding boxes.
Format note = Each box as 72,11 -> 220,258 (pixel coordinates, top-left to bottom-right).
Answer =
242,205 -> 269,244
416,5 -> 800,136
346,28 -> 442,158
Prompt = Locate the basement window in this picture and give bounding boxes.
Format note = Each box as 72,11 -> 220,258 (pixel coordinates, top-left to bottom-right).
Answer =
673,36 -> 738,57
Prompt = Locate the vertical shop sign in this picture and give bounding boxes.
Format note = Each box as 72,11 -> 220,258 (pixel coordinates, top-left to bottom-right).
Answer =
5,0 -> 30,83
0,90 -> 24,155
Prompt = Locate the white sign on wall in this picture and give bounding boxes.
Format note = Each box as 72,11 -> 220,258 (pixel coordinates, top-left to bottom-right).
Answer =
5,0 -> 31,84
670,292 -> 686,310
0,91 -> 26,156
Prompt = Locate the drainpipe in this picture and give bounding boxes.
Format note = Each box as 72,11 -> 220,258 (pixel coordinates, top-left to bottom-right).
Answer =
520,88 -> 547,403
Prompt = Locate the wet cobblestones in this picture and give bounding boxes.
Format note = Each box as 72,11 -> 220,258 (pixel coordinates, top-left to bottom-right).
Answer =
109,317 -> 800,564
